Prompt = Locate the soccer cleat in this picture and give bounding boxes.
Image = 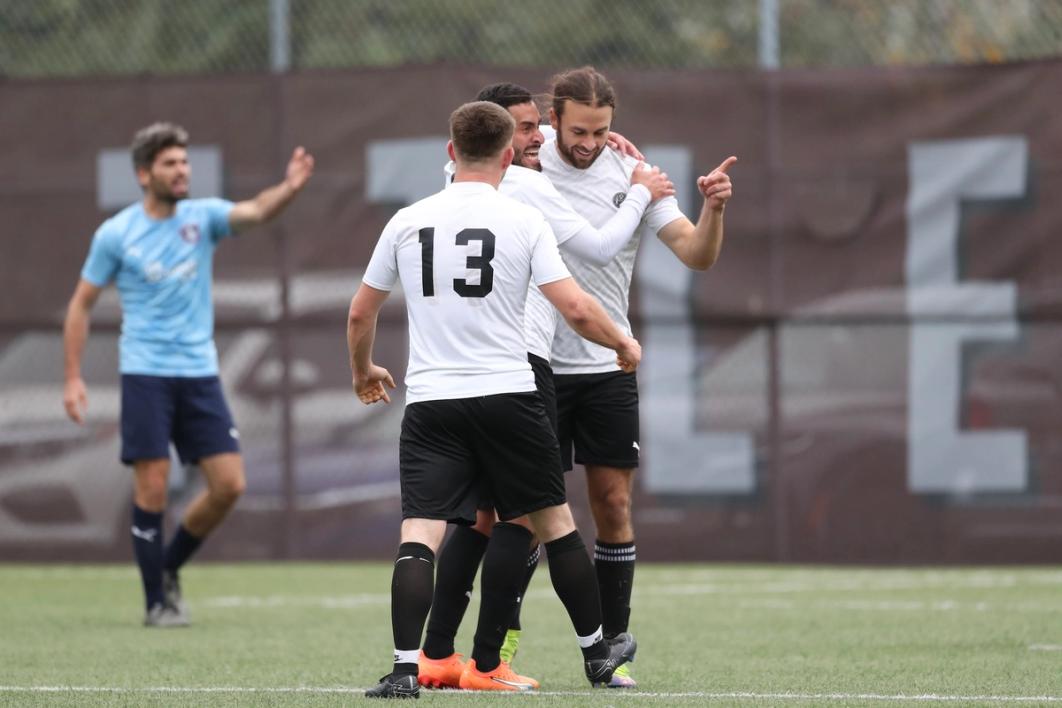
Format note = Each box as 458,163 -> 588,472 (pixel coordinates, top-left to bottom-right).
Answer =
162,570 -> 189,618
417,652 -> 465,689
499,628 -> 521,664
585,632 -> 637,686
501,662 -> 539,690
143,603 -> 190,628
457,659 -> 535,692
365,673 -> 420,699
605,662 -> 637,688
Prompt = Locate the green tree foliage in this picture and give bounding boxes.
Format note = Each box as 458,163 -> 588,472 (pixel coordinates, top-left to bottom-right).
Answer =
0,0 -> 1058,78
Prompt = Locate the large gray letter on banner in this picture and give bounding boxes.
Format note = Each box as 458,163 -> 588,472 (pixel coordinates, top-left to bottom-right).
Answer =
637,146 -> 755,494
906,137 -> 1028,493
366,138 -> 450,205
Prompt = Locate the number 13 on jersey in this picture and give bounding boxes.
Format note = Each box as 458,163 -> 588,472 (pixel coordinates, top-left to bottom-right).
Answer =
418,227 -> 496,298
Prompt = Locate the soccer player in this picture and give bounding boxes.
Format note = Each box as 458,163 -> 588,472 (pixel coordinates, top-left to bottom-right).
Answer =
540,66 -> 736,688
419,82 -> 674,690
349,100 -> 640,698
62,122 -> 314,626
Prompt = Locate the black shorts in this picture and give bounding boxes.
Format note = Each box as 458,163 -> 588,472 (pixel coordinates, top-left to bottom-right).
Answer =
554,370 -> 639,472
477,353 -> 559,512
120,374 -> 240,466
400,391 -> 566,524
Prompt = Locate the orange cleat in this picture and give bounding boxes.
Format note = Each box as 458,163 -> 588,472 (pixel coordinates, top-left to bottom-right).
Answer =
418,652 -> 466,689
457,659 -> 537,692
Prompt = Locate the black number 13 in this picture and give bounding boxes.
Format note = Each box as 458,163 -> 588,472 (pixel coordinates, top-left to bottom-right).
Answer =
418,227 -> 495,298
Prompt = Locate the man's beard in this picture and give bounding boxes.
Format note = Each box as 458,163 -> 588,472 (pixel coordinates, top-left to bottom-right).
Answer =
557,135 -> 603,169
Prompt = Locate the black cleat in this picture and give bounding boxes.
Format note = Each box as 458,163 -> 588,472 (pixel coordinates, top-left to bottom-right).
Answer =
585,632 -> 637,686
365,673 -> 420,699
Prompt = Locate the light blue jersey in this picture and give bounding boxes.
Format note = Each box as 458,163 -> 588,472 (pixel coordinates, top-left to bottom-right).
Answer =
80,198 -> 235,376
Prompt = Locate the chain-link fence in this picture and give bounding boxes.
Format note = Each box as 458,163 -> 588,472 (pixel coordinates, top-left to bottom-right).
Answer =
2,0 -> 1060,78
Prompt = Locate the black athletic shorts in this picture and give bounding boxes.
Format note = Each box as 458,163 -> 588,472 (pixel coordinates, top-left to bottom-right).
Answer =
400,390 -> 566,525
477,353 -> 559,512
554,370 -> 639,472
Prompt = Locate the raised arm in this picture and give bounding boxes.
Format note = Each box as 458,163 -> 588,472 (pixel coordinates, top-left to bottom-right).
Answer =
656,156 -> 736,271
228,146 -> 315,232
539,277 -> 641,372
62,279 -> 104,423
346,283 -> 395,404
543,164 -> 673,267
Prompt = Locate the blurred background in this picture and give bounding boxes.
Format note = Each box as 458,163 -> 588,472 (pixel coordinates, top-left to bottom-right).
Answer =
1,0 -> 1060,563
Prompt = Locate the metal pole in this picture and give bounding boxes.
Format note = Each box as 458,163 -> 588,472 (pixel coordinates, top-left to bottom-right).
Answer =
759,0 -> 780,69
270,0 -> 291,73
762,0 -> 786,557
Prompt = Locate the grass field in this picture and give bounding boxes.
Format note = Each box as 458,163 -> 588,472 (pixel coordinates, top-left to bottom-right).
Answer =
2,563 -> 1061,706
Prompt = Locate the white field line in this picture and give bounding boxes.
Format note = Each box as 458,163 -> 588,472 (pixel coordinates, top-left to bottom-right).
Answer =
0,686 -> 1060,702
1029,644 -> 1062,651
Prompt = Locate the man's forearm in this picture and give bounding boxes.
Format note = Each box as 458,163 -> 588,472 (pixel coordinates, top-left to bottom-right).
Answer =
252,180 -> 299,223
347,313 -> 378,377
563,294 -> 626,352
685,201 -> 725,270
62,304 -> 89,381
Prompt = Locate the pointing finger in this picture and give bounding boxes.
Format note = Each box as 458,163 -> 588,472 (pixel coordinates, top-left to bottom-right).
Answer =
714,156 -> 738,174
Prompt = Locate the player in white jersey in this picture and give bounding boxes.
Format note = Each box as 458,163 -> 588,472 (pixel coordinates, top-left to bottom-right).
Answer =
348,101 -> 641,698
539,66 -> 736,688
420,84 -> 675,690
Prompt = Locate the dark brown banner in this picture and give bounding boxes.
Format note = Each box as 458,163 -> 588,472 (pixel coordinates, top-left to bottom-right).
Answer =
1,61 -> 1060,562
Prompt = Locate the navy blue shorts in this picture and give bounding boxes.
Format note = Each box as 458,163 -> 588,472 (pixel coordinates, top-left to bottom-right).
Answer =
120,374 -> 240,466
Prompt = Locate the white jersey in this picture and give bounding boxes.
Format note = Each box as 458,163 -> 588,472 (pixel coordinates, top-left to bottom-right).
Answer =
444,162 -> 650,361
540,140 -> 685,374
499,166 -> 592,361
362,181 -> 571,404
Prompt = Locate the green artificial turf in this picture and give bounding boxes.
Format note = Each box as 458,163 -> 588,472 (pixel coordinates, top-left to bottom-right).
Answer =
1,563 -> 1060,706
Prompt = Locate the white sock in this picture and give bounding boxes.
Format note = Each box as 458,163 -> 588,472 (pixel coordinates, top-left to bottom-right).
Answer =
393,648 -> 420,665
577,626 -> 604,649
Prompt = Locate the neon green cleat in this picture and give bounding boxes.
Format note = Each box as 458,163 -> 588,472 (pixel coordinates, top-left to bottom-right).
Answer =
607,662 -> 637,688
499,629 -> 521,665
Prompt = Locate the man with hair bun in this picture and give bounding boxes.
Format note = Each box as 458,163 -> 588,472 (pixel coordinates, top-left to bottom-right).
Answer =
541,65 -> 737,688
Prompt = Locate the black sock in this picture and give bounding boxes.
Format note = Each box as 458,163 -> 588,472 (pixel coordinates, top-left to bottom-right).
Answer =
595,539 -> 636,637
391,542 -> 435,677
472,523 -> 532,672
163,524 -> 203,575
131,505 -> 164,610
544,530 -> 605,655
422,526 -> 488,660
509,543 -> 540,631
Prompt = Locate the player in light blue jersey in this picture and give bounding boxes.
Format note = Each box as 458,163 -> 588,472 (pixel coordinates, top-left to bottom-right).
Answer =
62,122 -> 314,626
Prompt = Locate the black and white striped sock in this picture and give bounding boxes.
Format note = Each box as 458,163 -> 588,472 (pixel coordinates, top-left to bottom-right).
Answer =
594,540 -> 636,638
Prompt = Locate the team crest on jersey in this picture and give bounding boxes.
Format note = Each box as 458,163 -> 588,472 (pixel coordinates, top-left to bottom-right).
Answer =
612,192 -> 627,208
179,223 -> 200,244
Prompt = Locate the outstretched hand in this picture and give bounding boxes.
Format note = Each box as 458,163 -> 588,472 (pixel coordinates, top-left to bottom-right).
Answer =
697,156 -> 737,211
354,365 -> 396,405
285,146 -> 315,192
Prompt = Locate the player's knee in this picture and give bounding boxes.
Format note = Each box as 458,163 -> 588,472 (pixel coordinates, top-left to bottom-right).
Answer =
593,486 -> 631,517
212,475 -> 246,506
134,487 -> 167,512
